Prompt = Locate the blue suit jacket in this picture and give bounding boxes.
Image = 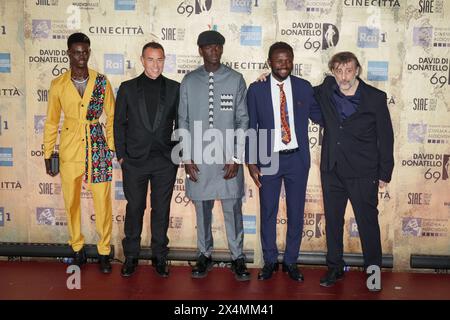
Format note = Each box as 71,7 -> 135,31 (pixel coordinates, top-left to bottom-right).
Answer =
245,75 -> 322,169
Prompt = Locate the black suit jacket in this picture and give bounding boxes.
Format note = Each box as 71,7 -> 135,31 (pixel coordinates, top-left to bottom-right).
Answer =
114,73 -> 180,166
314,76 -> 394,182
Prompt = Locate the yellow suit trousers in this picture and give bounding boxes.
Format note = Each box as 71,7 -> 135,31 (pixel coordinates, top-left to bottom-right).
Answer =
61,161 -> 112,255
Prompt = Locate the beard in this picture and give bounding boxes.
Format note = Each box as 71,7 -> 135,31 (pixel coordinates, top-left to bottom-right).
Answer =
337,77 -> 357,91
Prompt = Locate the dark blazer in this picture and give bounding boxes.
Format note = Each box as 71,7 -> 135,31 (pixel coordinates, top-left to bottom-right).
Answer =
314,76 -> 394,182
245,75 -> 322,168
114,73 -> 180,165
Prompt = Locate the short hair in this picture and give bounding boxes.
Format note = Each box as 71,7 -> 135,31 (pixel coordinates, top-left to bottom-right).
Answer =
67,32 -> 90,49
268,42 -> 294,60
141,42 -> 165,56
328,51 -> 361,75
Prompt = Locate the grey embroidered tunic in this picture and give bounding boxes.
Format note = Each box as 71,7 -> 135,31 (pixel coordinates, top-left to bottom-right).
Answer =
178,64 -> 249,201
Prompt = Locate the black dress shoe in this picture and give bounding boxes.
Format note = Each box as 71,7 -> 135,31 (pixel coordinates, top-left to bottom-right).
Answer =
121,257 -> 138,277
191,254 -> 213,279
152,258 -> 169,277
72,247 -> 87,267
282,263 -> 304,282
231,258 -> 251,281
320,268 -> 345,287
99,255 -> 112,274
257,262 -> 279,280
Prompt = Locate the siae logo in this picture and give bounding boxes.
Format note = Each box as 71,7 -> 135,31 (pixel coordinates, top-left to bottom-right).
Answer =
177,0 -> 212,17
418,0 -> 435,13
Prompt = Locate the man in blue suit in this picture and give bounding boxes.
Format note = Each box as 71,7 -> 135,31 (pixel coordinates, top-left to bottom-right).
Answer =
246,42 -> 322,281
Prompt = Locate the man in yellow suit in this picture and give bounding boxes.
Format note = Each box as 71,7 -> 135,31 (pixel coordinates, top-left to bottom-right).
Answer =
43,33 -> 115,274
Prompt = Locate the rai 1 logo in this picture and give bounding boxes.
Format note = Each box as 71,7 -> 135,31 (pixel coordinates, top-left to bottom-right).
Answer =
177,0 -> 212,17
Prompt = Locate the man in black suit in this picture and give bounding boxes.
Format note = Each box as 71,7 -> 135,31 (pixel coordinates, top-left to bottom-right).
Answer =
314,52 -> 394,291
114,42 -> 180,278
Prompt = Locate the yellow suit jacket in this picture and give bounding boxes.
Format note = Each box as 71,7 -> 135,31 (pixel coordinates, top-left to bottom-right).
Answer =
43,68 -> 115,165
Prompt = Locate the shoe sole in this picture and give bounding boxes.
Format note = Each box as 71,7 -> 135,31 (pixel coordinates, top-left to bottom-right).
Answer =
257,273 -> 273,280
155,271 -> 169,278
191,262 -> 214,279
121,270 -> 136,277
231,269 -> 251,282
152,264 -> 169,278
121,273 -> 134,277
281,266 -> 304,282
319,276 -> 345,287
234,276 -> 251,282
290,276 -> 304,282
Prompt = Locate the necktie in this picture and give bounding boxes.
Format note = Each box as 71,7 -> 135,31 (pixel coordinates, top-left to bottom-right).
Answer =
278,83 -> 291,144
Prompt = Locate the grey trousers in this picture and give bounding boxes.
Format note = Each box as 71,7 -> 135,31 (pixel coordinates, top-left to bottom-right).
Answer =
192,198 -> 245,261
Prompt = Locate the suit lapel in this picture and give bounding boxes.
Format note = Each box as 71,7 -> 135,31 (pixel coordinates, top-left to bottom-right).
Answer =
322,76 -> 341,121
290,75 -> 298,123
265,76 -> 275,129
81,69 -> 96,108
137,73 -> 153,132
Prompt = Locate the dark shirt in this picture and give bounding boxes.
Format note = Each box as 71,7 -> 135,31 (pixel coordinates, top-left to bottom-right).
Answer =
143,74 -> 165,157
332,83 -> 361,121
143,74 -> 162,126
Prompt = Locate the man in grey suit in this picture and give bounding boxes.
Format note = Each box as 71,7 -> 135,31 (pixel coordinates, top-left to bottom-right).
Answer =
178,30 -> 250,281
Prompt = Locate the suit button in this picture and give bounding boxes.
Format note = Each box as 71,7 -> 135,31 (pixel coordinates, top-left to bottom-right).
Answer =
339,126 -> 343,129
81,104 -> 84,107
337,141 -> 340,145
82,139 -> 85,141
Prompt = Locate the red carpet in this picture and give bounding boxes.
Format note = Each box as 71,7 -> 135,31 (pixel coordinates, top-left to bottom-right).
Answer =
1,261 -> 449,300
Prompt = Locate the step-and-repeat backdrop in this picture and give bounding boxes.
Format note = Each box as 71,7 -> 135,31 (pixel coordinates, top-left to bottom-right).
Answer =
0,0 -> 449,271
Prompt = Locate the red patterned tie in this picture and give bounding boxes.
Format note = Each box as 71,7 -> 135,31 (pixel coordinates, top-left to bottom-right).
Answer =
278,83 -> 291,144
